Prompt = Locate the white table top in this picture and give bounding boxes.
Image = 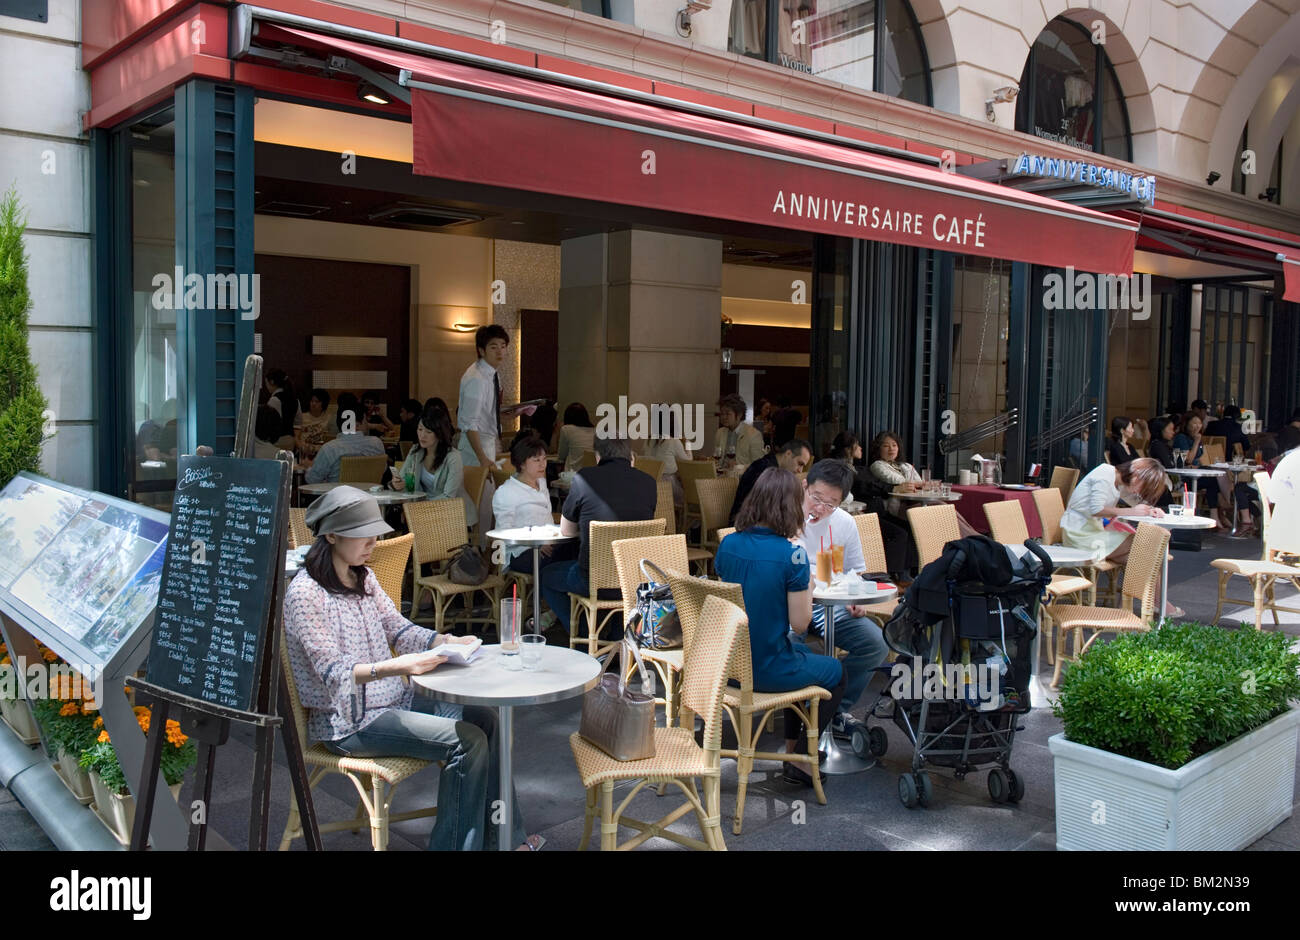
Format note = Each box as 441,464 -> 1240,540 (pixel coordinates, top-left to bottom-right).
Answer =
1008,543 -> 1095,565
300,481 -> 428,505
1117,513 -> 1217,529
813,579 -> 898,605
1167,466 -> 1224,476
486,525 -> 577,546
1210,463 -> 1262,472
411,645 -> 602,707
891,490 -> 961,502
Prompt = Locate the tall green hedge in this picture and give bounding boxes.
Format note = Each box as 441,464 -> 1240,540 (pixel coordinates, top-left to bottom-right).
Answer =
0,187 -> 48,487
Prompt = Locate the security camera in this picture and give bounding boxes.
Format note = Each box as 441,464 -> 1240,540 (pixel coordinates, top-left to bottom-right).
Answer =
985,86 -> 1019,122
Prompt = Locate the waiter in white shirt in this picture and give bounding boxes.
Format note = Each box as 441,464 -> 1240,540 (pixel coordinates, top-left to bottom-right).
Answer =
457,325 -> 534,537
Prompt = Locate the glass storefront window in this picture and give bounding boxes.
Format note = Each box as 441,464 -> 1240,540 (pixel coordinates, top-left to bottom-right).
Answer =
128,112 -> 178,508
538,0 -> 609,15
946,256 -> 1011,474
730,0 -> 931,105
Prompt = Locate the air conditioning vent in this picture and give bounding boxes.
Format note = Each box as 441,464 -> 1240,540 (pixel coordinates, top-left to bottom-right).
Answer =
257,200 -> 330,218
368,203 -> 485,228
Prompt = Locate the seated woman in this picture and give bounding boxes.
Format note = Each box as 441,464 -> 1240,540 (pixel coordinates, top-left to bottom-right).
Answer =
714,468 -> 845,790
832,431 -> 911,575
1061,457 -> 1182,615
253,405 -> 289,462
283,487 -> 539,850
297,388 -> 333,460
1173,413 -> 1229,529
1144,417 -> 1177,509
392,400 -> 471,522
868,431 -> 978,538
1106,416 -> 1140,465
492,433 -> 577,579
557,403 -> 597,472
644,407 -> 692,509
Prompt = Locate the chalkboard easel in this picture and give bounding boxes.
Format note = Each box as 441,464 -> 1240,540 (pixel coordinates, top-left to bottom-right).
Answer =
129,355 -> 321,851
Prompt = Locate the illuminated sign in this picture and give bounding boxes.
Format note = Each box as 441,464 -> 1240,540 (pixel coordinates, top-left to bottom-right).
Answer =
1010,153 -> 1156,205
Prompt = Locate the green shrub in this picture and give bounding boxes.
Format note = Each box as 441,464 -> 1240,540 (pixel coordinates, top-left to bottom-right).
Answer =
0,186 -> 49,488
1052,622 -> 1300,769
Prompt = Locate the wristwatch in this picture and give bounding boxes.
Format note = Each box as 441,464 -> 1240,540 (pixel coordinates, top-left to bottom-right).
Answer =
370,664 -> 378,680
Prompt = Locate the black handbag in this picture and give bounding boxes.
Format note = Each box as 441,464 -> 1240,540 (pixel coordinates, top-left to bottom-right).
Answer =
446,543 -> 489,585
625,559 -> 682,650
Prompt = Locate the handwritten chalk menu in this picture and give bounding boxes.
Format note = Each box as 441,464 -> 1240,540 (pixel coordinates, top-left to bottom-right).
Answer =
146,456 -> 288,712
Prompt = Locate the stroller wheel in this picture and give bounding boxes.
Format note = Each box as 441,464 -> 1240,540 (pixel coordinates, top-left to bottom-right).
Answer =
866,726 -> 888,758
915,771 -> 933,807
1006,769 -> 1025,803
850,727 -> 870,759
898,773 -> 920,809
987,767 -> 1009,804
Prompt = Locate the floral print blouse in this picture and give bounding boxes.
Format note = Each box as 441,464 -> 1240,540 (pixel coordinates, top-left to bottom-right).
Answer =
284,567 -> 439,743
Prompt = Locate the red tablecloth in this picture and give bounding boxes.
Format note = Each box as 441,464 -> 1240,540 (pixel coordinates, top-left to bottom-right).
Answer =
951,484 -> 1043,538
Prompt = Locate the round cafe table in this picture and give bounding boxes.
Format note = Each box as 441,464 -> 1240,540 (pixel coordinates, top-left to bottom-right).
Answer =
411,645 -> 601,851
811,578 -> 898,775
1117,513 -> 1216,617
486,524 -> 578,633
299,480 -> 428,507
890,489 -> 961,503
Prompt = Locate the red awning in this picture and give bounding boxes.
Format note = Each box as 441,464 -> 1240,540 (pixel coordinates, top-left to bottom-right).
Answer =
261,24 -> 1138,273
1124,210 -> 1300,302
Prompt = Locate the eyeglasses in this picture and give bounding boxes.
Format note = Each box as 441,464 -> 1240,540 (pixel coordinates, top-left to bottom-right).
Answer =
807,493 -> 838,512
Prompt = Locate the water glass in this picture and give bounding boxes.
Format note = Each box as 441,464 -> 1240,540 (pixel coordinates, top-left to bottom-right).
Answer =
1182,488 -> 1196,513
521,633 -> 545,670
920,467 -> 931,489
499,599 -> 522,670
941,482 -> 952,499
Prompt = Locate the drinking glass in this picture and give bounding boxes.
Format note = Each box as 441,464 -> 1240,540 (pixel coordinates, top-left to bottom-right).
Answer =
816,550 -> 832,584
941,482 -> 952,499
1183,488 -> 1196,513
830,544 -> 845,574
521,633 -> 545,670
920,467 -> 931,490
499,599 -> 522,670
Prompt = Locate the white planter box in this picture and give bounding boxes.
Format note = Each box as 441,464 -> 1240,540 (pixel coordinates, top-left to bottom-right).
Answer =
1049,707 -> 1300,850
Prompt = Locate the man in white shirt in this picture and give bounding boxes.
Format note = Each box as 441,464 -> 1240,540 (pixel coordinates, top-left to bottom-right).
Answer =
713,393 -> 767,467
304,392 -> 386,484
795,460 -> 890,739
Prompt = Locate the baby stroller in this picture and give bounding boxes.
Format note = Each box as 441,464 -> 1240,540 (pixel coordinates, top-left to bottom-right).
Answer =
863,536 -> 1053,808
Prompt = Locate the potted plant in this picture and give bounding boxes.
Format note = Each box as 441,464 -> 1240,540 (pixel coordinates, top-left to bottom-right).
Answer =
0,642 -> 40,744
32,674 -> 98,803
1049,622 -> 1300,850
79,706 -> 196,843
0,186 -> 51,489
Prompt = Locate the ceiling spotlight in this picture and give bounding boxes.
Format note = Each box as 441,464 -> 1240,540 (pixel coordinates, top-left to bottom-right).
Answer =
1205,171 -> 1221,185
357,82 -> 390,106
985,85 -> 1019,122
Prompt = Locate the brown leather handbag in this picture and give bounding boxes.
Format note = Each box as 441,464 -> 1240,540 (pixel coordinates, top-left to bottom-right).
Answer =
578,629 -> 656,761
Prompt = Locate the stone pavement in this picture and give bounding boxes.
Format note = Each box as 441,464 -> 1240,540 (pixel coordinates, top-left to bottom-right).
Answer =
2,529 -> 1297,851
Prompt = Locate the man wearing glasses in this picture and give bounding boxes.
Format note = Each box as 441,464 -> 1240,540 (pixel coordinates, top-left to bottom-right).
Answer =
795,460 -> 890,740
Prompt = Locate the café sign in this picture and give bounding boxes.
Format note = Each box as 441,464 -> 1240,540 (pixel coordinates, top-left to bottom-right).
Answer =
1010,152 -> 1156,206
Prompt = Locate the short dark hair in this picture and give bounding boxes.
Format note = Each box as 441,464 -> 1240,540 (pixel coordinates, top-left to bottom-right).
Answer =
830,431 -> 861,461
735,467 -> 804,539
510,432 -> 548,470
594,436 -> 632,462
1110,416 -> 1132,439
718,393 -> 747,418
1222,404 -> 1241,421
475,324 -> 509,357
805,458 -> 853,500
309,388 -> 330,409
336,392 -> 360,432
868,431 -> 903,464
563,402 -> 593,428
401,397 -> 421,416
1149,416 -> 1172,440
1191,399 -> 1208,410
779,437 -> 812,457
303,537 -> 371,599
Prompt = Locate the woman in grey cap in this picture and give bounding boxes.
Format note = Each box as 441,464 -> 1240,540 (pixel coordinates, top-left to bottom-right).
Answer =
284,486 -> 541,851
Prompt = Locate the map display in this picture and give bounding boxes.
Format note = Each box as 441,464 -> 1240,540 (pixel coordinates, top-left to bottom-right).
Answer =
0,479 -> 86,589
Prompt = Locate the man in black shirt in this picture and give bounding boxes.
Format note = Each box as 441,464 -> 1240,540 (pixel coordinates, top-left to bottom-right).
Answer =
729,438 -> 813,522
1276,408 -> 1300,455
540,436 -> 657,635
1205,404 -> 1251,457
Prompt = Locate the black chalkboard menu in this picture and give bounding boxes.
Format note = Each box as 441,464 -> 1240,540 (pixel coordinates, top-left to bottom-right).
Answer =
145,456 -> 288,712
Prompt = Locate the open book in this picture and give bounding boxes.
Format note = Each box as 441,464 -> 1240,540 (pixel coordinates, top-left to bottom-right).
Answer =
436,636 -> 484,664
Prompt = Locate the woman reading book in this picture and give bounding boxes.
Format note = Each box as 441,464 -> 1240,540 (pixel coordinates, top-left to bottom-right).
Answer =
283,486 -> 543,851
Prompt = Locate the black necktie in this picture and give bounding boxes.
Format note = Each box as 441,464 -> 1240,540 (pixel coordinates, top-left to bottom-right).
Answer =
493,371 -> 502,436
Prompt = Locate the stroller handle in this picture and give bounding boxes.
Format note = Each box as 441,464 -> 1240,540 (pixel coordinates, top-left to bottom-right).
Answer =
1021,539 -> 1055,576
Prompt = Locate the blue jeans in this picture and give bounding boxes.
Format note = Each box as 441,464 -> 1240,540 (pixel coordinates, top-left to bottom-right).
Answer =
540,559 -> 588,631
324,695 -> 526,851
804,605 -> 890,715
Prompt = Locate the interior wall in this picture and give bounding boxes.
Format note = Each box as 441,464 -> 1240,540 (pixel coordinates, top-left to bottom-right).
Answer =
1106,310 -> 1159,430
492,240 -> 561,430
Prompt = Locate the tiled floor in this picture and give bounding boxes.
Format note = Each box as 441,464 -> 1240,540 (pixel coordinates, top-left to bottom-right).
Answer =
3,529 -> 1297,851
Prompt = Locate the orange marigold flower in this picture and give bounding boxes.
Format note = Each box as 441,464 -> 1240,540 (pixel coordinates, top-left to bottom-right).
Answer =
97,730 -> 110,744
42,648 -> 60,663
93,716 -> 104,729
165,720 -> 187,747
0,655 -> 9,666
59,702 -> 80,716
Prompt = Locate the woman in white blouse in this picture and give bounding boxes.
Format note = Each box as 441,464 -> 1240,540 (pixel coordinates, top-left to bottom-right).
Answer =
868,430 -> 978,537
556,402 -> 597,472
492,433 -> 576,576
643,406 -> 693,508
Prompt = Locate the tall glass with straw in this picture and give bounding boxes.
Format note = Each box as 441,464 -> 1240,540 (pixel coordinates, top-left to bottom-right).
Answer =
500,582 -> 522,671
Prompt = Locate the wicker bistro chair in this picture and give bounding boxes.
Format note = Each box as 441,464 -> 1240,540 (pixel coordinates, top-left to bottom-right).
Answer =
369,533 -> 414,611
715,527 -> 736,542
695,476 -> 739,554
339,454 -> 388,485
403,499 -> 505,634
907,503 -> 963,568
570,519 -> 668,657
1210,472 -> 1300,630
677,459 -> 718,537
1049,465 -> 1080,502
570,594 -> 743,851
578,451 -> 598,469
1045,521 -> 1171,688
635,457 -> 663,481
852,513 -> 902,627
611,534 -> 690,722
462,464 -> 490,541
288,507 -> 312,550
489,465 -> 513,489
666,573 -> 829,834
655,479 -> 712,574
399,441 -> 414,460
278,639 -> 440,851
1032,486 -> 1118,607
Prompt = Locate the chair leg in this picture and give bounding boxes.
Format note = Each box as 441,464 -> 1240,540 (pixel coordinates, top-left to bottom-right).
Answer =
580,786 -> 596,851
279,788 -> 302,851
806,700 -> 827,808
1041,608 -> 1055,666
600,781 -> 617,851
370,776 -> 389,851
1213,571 -> 1229,624
733,711 -> 754,835
704,776 -> 725,851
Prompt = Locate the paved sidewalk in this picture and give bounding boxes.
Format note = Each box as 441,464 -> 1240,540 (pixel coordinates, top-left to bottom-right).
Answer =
2,529 -> 1297,851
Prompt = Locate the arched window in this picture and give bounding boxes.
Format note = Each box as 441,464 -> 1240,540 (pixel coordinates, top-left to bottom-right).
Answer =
1015,18 -> 1131,160
729,0 -> 932,106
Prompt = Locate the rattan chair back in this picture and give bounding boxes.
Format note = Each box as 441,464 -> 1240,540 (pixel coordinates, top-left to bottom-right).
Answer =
1120,522 -> 1170,618
288,507 -> 312,550
403,498 -> 470,566
715,527 -> 736,543
654,480 -> 677,535
680,596 -> 744,752
369,533 -> 413,610
907,503 -> 961,568
463,464 -> 489,506
666,573 -> 746,682
1049,465 -> 1080,502
635,457 -> 663,481
677,459 -> 716,509
280,638 -> 313,755
578,450 -> 598,469
399,441 -> 414,460
339,455 -> 388,485
853,513 -> 888,574
490,465 -> 513,488
1201,442 -> 1225,466
611,535 -> 688,619
984,500 -> 1030,544
587,519 -> 667,593
1032,487 -> 1065,544
696,476 -> 739,544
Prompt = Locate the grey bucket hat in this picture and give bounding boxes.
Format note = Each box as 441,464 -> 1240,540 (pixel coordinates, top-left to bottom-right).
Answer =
304,486 -> 394,539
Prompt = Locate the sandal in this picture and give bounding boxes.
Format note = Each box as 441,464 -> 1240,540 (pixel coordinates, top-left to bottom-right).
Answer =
516,834 -> 546,851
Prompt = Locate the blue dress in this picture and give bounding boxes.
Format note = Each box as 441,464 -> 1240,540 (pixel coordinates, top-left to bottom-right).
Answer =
714,527 -> 842,693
